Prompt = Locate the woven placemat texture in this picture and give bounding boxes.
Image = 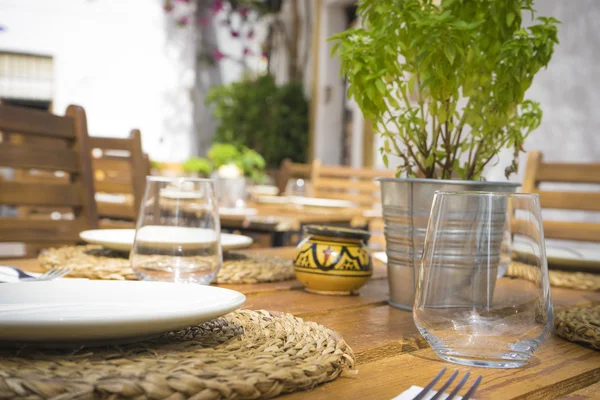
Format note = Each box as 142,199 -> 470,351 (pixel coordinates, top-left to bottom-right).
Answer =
38,245 -> 295,284
554,304 -> 600,350
506,262 -> 600,292
0,310 -> 356,399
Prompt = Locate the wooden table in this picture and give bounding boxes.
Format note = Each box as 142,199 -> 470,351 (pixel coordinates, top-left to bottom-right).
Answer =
7,248 -> 600,399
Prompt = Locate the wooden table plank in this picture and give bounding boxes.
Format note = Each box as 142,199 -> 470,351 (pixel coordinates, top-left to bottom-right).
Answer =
281,337 -> 600,400
559,381 -> 600,399
3,246 -> 600,399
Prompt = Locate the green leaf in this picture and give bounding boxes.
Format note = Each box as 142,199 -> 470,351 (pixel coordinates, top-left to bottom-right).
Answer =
382,153 -> 389,168
425,153 -> 435,168
330,42 -> 340,58
506,12 -> 515,27
444,42 -> 456,65
375,80 -> 387,95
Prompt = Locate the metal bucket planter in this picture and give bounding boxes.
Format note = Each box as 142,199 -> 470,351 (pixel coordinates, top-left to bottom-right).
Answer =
378,178 -> 520,310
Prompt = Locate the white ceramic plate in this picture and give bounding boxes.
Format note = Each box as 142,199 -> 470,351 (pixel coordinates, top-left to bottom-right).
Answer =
513,242 -> 600,272
0,280 -> 245,344
80,227 -> 253,252
219,207 -> 259,217
247,185 -> 279,197
288,196 -> 357,208
256,195 -> 356,209
256,195 -> 289,204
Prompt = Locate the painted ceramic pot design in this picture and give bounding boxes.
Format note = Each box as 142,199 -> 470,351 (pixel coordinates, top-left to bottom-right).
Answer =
294,225 -> 372,295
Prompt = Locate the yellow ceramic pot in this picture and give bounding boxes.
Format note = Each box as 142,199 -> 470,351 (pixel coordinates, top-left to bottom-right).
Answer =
294,225 -> 372,295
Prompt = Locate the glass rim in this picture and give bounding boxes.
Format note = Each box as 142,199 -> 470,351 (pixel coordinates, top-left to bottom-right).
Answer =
434,190 -> 539,198
145,176 -> 216,184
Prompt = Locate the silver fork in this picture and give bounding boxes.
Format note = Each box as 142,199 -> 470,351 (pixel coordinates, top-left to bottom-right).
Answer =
412,367 -> 482,400
0,266 -> 72,282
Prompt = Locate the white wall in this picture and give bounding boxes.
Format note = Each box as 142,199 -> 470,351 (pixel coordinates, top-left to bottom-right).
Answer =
485,0 -> 600,182
0,0 -> 196,162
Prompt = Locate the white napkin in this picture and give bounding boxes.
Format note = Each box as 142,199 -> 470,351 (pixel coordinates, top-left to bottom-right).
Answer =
392,385 -> 468,400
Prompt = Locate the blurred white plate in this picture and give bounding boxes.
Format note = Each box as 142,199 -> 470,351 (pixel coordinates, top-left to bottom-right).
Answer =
513,242 -> 600,272
288,196 -> 356,208
0,280 -> 245,344
80,227 -> 253,252
256,196 -> 356,209
248,185 -> 279,197
159,189 -> 204,200
219,207 -> 259,217
373,252 -> 388,264
256,195 -> 289,204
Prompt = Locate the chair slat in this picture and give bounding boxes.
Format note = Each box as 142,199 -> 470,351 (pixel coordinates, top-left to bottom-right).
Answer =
537,163 -> 600,184
95,180 -> 134,194
0,218 -> 86,242
0,182 -> 84,207
97,201 -> 136,219
316,178 -> 379,192
0,104 -> 75,139
0,143 -> 80,172
90,136 -> 135,152
537,190 -> 600,212
543,220 -> 600,242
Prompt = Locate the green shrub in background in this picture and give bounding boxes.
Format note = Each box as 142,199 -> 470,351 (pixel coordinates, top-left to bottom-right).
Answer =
206,74 -> 309,168
182,157 -> 213,177
207,143 -> 268,183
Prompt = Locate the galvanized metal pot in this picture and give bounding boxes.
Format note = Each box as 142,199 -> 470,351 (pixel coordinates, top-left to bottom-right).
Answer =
378,178 -> 520,310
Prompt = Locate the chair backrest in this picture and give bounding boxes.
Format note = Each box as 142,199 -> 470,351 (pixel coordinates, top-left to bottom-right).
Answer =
90,130 -> 149,227
277,158 -> 312,194
0,104 -> 98,249
311,160 -> 395,209
521,151 -> 600,242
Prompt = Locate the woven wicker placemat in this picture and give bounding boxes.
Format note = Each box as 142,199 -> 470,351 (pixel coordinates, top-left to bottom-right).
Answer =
554,304 -> 600,350
38,245 -> 295,284
507,262 -> 600,292
0,310 -> 356,399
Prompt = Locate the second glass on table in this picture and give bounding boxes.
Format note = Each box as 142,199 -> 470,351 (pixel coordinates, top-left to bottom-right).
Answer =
130,177 -> 222,284
414,191 -> 553,368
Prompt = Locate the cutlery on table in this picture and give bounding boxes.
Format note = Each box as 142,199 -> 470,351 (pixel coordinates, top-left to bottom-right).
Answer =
411,368 -> 482,400
0,266 -> 72,282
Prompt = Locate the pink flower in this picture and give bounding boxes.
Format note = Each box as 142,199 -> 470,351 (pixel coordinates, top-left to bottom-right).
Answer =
243,47 -> 253,56
247,29 -> 254,39
211,49 -> 226,62
212,0 -> 224,14
239,7 -> 249,17
230,30 -> 240,38
177,16 -> 189,26
199,16 -> 210,26
261,51 -> 269,58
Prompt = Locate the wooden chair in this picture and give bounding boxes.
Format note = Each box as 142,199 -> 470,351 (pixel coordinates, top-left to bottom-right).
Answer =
90,130 -> 150,228
310,160 -> 395,209
277,158 -> 312,194
0,104 -> 98,256
521,151 -> 600,242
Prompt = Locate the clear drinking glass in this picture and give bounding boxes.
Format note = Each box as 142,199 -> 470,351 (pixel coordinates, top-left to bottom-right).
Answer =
131,177 -> 222,284
414,191 -> 553,368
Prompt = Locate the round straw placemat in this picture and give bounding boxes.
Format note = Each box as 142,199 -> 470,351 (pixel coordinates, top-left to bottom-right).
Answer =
0,310 -> 356,399
554,304 -> 600,350
38,245 -> 295,284
507,262 -> 600,292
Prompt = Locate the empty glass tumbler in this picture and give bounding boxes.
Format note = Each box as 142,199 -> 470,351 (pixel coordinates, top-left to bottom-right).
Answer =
130,177 -> 222,284
413,191 -> 553,368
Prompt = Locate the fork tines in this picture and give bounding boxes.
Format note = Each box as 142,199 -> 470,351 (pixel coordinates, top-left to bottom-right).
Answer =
412,367 -> 482,400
